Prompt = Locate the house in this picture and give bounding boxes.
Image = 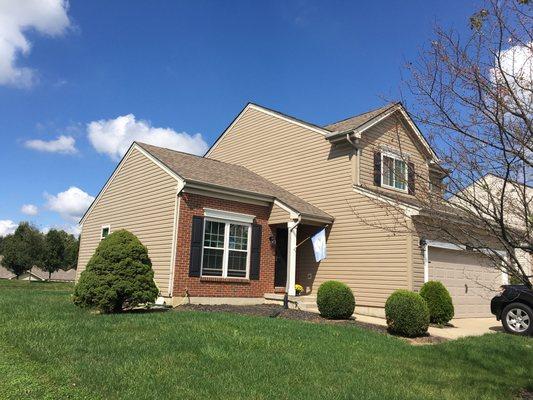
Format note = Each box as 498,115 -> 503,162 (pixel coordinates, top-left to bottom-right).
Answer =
77,102 -> 508,318
449,173 -> 532,280
0,265 -> 76,282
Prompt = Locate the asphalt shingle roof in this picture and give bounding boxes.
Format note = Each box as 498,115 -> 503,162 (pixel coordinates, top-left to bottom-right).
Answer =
324,103 -> 398,132
137,142 -> 332,221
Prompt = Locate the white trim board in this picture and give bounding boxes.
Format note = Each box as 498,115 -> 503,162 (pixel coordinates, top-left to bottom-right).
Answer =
352,185 -> 420,217
203,208 -> 255,224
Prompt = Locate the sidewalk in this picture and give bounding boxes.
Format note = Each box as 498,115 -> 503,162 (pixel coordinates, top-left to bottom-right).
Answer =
354,314 -> 502,340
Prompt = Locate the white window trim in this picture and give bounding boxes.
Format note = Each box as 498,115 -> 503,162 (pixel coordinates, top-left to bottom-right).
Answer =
100,224 -> 111,240
203,208 -> 255,224
200,217 -> 252,279
381,151 -> 409,193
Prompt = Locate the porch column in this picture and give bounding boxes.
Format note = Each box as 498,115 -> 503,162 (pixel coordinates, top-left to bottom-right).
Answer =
286,220 -> 298,296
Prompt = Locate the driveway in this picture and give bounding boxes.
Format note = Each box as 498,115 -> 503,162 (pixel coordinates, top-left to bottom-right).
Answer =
355,314 -> 503,340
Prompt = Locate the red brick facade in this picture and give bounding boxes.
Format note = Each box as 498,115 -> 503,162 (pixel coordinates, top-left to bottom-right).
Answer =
173,192 -> 276,298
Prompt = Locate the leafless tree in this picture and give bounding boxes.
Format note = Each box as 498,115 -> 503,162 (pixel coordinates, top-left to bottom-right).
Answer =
359,0 -> 532,287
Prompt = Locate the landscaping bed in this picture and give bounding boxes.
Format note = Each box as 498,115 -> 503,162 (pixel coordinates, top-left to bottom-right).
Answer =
175,303 -> 447,344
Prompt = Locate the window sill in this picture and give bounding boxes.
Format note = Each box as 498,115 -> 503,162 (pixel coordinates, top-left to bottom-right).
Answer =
200,277 -> 250,284
381,184 -> 409,194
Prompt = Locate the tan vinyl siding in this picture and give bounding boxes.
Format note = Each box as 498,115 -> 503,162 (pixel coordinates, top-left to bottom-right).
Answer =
268,203 -> 291,225
209,108 -> 422,307
77,148 -> 178,295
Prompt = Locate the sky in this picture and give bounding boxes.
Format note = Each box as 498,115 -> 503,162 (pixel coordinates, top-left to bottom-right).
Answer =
0,0 -> 480,236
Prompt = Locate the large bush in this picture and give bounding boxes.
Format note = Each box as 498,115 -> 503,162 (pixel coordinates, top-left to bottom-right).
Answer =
419,281 -> 454,325
385,290 -> 429,337
73,230 -> 159,313
316,280 -> 355,319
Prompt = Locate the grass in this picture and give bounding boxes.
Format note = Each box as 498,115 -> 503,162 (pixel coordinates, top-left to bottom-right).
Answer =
0,280 -> 531,400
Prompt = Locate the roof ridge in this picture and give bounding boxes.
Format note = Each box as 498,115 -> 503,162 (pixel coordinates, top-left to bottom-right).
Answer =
323,102 -> 398,129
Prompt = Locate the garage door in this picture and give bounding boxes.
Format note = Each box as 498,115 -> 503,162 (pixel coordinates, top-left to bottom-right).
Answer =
428,247 -> 504,318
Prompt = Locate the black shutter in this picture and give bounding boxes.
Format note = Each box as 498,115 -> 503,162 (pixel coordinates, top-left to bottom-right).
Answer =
374,152 -> 381,186
189,216 -> 204,277
249,223 -> 262,280
408,162 -> 415,195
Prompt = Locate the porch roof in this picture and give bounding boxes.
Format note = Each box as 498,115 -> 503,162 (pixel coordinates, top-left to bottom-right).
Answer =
137,142 -> 333,222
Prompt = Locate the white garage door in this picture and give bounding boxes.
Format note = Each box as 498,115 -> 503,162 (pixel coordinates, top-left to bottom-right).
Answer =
428,247 -> 504,318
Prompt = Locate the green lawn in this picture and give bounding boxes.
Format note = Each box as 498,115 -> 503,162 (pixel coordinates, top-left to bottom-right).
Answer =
0,280 -> 531,400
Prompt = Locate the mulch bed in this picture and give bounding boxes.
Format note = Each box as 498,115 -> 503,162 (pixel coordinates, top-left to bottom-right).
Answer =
174,304 -> 447,345
519,389 -> 533,400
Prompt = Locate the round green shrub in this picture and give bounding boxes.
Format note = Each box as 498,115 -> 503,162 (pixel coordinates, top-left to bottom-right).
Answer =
316,280 -> 355,319
419,281 -> 454,325
73,230 -> 159,313
385,290 -> 429,337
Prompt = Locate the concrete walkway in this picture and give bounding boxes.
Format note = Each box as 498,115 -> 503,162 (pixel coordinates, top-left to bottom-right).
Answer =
355,314 -> 503,340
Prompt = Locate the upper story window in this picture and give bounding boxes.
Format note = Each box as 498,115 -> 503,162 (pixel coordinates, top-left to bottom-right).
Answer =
101,225 -> 110,239
382,152 -> 408,192
201,219 -> 251,279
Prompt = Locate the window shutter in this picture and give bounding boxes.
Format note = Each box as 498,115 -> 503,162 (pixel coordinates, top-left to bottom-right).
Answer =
373,152 -> 381,186
249,223 -> 262,280
189,216 -> 204,277
408,162 -> 416,195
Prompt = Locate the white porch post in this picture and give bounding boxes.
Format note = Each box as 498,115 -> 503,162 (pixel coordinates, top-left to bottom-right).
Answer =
286,220 -> 298,296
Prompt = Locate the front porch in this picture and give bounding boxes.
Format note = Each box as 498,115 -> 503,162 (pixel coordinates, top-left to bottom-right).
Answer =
267,214 -> 329,297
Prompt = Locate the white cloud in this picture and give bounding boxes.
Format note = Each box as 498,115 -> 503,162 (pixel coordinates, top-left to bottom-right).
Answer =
491,42 -> 532,110
0,0 -> 71,87
45,186 -> 94,223
0,220 -> 17,237
24,135 -> 77,154
21,204 -> 38,215
87,114 -> 209,160
41,223 -> 80,237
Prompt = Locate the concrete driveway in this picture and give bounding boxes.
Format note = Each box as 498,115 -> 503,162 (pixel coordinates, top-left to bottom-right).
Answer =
355,314 -> 503,340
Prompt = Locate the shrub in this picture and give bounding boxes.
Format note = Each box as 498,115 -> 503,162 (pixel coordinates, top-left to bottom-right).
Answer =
73,230 -> 159,313
316,280 -> 355,319
419,281 -> 454,325
385,290 -> 429,337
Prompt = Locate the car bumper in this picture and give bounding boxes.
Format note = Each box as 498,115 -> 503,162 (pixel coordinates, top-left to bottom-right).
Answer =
491,296 -> 505,320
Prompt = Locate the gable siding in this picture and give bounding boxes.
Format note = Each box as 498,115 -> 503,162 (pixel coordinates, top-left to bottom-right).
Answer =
359,116 -> 430,200
268,203 -> 291,225
76,148 -> 178,295
209,108 -> 423,307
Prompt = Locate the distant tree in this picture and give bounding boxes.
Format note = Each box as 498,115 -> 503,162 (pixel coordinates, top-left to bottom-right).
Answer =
60,230 -> 79,270
1,222 -> 44,279
42,230 -> 80,280
42,230 -> 65,280
0,235 -> 4,254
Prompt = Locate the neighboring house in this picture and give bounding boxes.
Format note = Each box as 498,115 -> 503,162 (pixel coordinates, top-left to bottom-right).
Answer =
0,265 -> 76,282
77,102 -> 508,318
450,173 -> 532,279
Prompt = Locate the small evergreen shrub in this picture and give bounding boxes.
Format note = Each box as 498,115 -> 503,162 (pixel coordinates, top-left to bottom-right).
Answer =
385,290 -> 429,337
419,281 -> 454,325
316,280 -> 355,319
73,230 -> 159,313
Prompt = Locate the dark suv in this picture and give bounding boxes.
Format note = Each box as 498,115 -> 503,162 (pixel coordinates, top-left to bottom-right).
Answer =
491,285 -> 533,335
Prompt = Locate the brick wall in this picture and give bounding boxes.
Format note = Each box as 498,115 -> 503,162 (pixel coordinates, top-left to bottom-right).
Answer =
173,192 -> 276,298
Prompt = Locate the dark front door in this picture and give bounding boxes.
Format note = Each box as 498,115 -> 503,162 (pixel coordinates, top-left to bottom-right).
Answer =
274,228 -> 288,288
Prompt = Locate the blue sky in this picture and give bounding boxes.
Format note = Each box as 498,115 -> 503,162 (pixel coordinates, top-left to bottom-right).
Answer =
0,0 -> 475,235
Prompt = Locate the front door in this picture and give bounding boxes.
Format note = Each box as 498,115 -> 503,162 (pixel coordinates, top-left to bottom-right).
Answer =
274,228 -> 288,288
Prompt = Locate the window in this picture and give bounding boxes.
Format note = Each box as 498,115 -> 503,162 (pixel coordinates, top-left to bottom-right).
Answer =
201,219 -> 251,278
101,225 -> 110,239
382,152 -> 408,192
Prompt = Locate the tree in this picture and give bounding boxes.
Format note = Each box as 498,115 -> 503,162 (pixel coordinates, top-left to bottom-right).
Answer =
353,0 -> 532,287
1,222 -> 44,279
42,229 -> 79,279
73,230 -> 158,313
42,229 -> 66,280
